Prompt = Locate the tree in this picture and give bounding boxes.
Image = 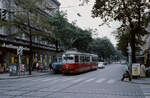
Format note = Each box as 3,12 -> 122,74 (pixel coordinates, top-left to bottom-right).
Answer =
48,12 -> 92,51
72,29 -> 92,52
116,31 -> 130,57
92,0 -> 150,63
88,37 -> 116,61
115,26 -> 144,58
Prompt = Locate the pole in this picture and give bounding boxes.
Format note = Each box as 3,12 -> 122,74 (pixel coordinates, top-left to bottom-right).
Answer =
18,54 -> 21,75
128,43 -> 132,79
27,11 -> 32,75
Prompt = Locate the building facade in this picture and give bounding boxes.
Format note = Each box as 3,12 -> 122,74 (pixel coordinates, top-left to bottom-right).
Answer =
144,34 -> 150,66
0,0 -> 61,73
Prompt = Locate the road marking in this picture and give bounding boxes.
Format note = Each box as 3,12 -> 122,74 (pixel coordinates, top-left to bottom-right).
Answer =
145,96 -> 150,98
96,78 -> 106,83
144,92 -> 150,98
84,78 -> 95,83
31,78 -> 48,81
72,78 -> 85,83
106,79 -> 115,84
42,77 -> 58,82
61,78 -> 74,82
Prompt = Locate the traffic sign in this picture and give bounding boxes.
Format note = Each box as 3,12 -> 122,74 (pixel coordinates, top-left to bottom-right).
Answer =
17,46 -> 23,55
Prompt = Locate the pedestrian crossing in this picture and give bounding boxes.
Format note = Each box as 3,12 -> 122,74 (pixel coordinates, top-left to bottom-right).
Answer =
96,78 -> 106,83
27,77 -> 118,85
106,79 -> 115,84
84,78 -> 95,83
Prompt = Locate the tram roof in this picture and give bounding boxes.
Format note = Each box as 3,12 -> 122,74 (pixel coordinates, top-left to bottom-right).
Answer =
63,50 -> 98,57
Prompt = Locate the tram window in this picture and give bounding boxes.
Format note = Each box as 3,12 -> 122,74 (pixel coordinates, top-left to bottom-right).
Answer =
92,57 -> 97,62
85,56 -> 90,62
57,57 -> 62,62
63,56 -> 74,63
75,56 -> 79,62
80,56 -> 85,62
64,57 -> 74,60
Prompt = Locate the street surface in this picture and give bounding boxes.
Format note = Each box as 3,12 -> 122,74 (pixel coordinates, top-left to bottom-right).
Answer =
0,64 -> 147,98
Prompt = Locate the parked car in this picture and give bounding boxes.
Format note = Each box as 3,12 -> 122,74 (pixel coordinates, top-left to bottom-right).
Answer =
98,62 -> 105,68
52,57 -> 63,73
120,60 -> 127,64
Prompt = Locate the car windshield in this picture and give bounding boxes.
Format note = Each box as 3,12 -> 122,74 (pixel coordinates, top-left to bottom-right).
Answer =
99,62 -> 104,64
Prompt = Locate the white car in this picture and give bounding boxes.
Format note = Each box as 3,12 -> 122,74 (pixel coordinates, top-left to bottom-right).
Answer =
98,62 -> 105,68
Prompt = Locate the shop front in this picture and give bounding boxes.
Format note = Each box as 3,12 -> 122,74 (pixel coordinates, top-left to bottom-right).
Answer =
0,41 -> 61,74
0,42 -> 30,74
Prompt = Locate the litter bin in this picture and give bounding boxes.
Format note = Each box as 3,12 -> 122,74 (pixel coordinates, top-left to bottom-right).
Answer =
9,64 -> 18,76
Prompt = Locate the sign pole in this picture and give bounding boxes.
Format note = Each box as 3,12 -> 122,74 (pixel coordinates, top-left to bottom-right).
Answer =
17,46 -> 23,76
18,54 -> 21,75
128,43 -> 132,79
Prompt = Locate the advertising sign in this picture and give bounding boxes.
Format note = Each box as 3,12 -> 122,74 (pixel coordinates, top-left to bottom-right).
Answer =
132,63 -> 140,76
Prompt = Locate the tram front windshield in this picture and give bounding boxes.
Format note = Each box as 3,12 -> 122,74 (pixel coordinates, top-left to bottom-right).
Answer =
63,55 -> 74,63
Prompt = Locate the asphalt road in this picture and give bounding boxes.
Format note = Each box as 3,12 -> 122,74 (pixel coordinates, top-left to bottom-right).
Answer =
0,64 -> 145,98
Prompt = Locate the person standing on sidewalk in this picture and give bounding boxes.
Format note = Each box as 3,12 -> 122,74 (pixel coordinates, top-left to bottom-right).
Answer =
36,62 -> 39,72
140,64 -> 146,78
121,64 -> 132,81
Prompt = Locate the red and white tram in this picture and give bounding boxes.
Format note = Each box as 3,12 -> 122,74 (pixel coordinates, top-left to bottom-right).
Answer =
62,50 -> 98,74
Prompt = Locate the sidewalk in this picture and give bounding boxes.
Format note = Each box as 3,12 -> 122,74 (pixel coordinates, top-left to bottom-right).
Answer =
132,77 -> 150,85
0,71 -> 50,80
131,77 -> 150,98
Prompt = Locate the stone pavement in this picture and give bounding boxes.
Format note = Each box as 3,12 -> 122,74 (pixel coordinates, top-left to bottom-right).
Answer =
132,77 -> 150,98
132,77 -> 150,85
0,71 -> 50,80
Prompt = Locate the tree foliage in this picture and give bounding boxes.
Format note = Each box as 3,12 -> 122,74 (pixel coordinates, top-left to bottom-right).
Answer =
115,26 -> 143,57
48,12 -> 92,51
88,37 -> 116,60
92,0 -> 150,62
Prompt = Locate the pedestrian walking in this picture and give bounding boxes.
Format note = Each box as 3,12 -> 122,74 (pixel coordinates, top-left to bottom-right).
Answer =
49,61 -> 54,71
121,64 -> 132,81
39,63 -> 43,72
36,62 -> 39,72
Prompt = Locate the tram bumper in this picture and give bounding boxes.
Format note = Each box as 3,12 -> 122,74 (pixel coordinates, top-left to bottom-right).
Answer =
62,68 -> 77,74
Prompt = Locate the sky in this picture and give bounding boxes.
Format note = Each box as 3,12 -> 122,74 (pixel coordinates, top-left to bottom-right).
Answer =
58,0 -> 121,46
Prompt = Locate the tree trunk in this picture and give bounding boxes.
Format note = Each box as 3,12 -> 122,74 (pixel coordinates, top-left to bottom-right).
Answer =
130,29 -> 136,63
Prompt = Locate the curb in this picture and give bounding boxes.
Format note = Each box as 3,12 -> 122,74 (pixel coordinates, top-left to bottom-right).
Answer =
131,81 -> 150,85
0,73 -> 49,80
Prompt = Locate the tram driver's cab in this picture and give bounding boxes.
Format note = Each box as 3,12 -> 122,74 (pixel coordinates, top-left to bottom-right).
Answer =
62,54 -> 75,64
